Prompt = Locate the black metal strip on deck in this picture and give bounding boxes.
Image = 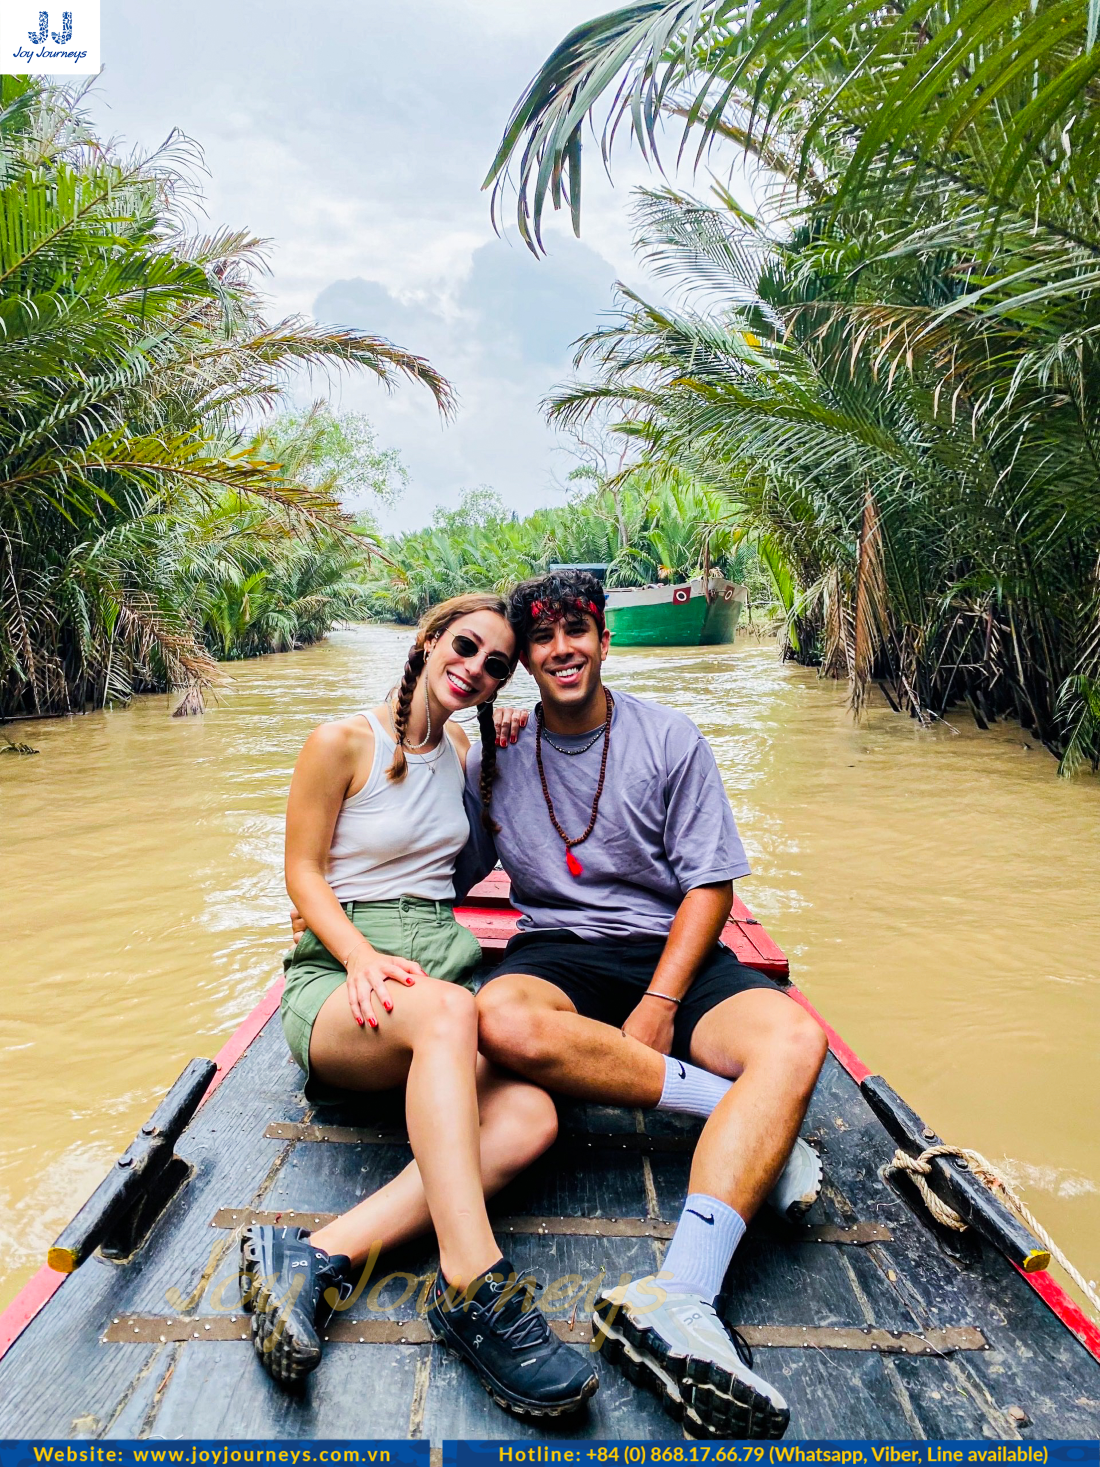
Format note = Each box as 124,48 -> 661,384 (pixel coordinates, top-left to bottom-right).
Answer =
210,1207 -> 892,1246
103,1315 -> 987,1356
263,1121 -> 698,1153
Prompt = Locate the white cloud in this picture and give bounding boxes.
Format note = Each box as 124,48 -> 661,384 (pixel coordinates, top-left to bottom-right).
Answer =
89,0 -> 754,527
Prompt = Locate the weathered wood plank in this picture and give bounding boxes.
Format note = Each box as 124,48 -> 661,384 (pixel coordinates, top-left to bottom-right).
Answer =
791,1053 -> 1100,1437
148,1340 -> 422,1439
420,1342 -> 672,1442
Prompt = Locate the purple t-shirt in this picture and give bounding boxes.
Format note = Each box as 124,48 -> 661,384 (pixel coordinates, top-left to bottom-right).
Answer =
462,688 -> 750,942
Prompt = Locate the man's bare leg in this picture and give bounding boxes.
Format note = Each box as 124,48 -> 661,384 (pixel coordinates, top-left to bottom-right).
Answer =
686,989 -> 827,1217
477,976 -> 826,1221
476,973 -> 667,1104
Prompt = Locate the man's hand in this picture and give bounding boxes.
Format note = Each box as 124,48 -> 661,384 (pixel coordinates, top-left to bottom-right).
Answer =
621,994 -> 676,1055
290,904 -> 306,943
492,705 -> 529,747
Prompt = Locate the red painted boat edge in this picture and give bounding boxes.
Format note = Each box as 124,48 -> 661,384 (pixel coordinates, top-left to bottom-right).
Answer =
199,976 -> 285,1108
786,982 -> 872,1084
4,906 -> 1097,1375
0,974 -> 286,1364
0,1265 -> 66,1361
1016,1263 -> 1100,1363
786,985 -> 1100,1367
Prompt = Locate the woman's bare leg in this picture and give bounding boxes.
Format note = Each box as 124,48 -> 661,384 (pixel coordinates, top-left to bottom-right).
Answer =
310,1057 -> 557,1265
307,976 -> 516,1287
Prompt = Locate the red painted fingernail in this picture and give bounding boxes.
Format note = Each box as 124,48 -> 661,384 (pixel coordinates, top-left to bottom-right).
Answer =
385,1001 -> 393,1012
369,1018 -> 377,1030
356,1016 -> 364,1028
407,977 -> 416,984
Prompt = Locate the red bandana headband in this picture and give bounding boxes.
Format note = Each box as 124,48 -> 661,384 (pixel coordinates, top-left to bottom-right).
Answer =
529,596 -> 604,627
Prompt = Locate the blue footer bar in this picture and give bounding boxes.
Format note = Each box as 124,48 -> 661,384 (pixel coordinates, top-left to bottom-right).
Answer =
0,1449 -> 427,1467
1,1445 -> 1095,1467
445,1445 -> 1097,1467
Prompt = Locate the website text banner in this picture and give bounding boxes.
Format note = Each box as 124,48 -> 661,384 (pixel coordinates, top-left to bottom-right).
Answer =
0,1446 -> 427,1467
445,1444 -> 1099,1467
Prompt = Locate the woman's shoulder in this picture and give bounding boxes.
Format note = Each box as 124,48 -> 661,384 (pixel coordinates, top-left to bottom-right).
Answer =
445,719 -> 471,767
299,710 -> 380,768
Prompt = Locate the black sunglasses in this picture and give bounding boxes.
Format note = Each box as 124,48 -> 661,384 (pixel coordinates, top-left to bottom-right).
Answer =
451,633 -> 512,682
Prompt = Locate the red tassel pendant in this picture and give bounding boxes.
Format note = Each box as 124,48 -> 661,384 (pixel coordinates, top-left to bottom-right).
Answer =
565,848 -> 583,878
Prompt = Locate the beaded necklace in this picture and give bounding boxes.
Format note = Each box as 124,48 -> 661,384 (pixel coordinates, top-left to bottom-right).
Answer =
534,689 -> 613,878
391,676 -> 433,751
540,724 -> 606,756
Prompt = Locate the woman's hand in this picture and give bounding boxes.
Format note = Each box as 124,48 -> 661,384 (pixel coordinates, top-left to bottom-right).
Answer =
493,705 -> 529,747
344,943 -> 425,1030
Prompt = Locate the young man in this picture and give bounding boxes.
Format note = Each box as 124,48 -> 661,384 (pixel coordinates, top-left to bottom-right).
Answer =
468,569 -> 829,1440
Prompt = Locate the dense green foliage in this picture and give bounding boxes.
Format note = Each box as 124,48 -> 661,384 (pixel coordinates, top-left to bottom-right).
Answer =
165,408 -> 403,666
0,79 -> 448,719
363,475 -> 764,623
487,0 -> 1100,771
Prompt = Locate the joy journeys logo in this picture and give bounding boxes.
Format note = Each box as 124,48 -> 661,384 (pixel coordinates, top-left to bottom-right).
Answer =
1,0 -> 100,72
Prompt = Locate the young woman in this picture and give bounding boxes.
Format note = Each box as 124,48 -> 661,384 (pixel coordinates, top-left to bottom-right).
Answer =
241,593 -> 598,1419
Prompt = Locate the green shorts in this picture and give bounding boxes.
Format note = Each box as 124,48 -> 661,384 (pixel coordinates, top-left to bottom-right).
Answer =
281,897 -> 483,1102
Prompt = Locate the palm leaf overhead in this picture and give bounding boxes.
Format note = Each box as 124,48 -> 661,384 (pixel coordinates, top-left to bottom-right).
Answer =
484,0 -> 1100,772
538,184 -> 1100,766
486,0 -> 1100,255
0,82 -> 452,719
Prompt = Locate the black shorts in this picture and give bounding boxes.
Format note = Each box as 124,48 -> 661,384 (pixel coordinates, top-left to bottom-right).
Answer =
481,930 -> 780,1062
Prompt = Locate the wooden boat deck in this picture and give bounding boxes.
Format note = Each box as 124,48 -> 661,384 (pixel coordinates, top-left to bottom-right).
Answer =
2,890 -> 1099,1441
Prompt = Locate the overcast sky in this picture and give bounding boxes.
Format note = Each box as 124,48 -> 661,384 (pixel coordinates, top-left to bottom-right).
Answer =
88,0 -> 741,529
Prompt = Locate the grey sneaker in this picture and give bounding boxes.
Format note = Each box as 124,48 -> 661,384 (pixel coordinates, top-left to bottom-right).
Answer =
767,1137 -> 823,1222
593,1276 -> 789,1439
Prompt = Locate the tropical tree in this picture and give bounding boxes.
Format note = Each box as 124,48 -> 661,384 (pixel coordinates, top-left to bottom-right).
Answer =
0,77 -> 450,719
484,0 -> 1100,771
363,474 -> 762,622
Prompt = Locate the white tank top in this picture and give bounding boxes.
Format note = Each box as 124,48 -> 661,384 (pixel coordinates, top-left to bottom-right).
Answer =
325,710 -> 470,903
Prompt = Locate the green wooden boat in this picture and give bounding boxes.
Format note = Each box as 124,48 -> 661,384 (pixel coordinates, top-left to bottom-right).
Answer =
605,576 -> 747,647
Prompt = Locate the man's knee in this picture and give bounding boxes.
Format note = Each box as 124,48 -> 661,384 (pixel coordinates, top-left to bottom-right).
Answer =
697,992 -> 828,1090
776,1006 -> 828,1089
477,981 -> 556,1070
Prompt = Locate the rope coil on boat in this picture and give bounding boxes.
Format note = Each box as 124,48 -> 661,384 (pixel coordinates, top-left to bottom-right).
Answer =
885,1143 -> 1100,1321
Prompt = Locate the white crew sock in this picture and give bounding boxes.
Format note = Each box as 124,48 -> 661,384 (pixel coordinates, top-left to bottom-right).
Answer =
658,1054 -> 734,1118
660,1192 -> 747,1302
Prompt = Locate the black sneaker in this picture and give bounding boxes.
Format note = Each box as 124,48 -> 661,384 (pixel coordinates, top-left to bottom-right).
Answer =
426,1258 -> 599,1419
239,1225 -> 354,1388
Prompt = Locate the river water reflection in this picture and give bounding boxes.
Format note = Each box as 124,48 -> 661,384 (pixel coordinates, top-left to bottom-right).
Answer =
2,625 -> 1098,1311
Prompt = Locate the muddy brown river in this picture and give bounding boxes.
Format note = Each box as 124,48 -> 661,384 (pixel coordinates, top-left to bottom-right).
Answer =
2,626 -> 1098,1315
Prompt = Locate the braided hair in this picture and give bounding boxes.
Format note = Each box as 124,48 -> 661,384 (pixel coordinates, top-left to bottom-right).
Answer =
385,643 -> 426,783
385,594 -> 515,812
476,697 -> 501,833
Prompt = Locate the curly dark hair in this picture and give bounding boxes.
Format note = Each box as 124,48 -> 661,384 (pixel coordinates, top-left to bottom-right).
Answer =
508,570 -> 606,650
